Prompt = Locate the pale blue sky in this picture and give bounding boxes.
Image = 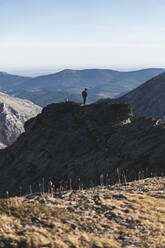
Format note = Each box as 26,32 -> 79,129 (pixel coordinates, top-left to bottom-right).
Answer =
1,0 -> 165,73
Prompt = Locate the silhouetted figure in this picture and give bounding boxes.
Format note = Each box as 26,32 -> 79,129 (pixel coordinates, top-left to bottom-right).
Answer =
82,88 -> 88,104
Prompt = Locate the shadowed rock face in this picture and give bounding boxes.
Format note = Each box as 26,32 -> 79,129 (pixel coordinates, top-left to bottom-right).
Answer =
0,101 -> 165,196
0,102 -> 132,196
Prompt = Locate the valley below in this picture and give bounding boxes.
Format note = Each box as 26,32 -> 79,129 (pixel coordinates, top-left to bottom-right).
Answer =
1,68 -> 164,107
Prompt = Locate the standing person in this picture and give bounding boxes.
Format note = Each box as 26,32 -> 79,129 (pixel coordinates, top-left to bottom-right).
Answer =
82,88 -> 88,104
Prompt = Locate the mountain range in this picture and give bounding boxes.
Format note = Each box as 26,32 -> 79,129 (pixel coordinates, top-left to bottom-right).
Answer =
1,68 -> 165,120
17,68 -> 165,91
1,68 -> 164,106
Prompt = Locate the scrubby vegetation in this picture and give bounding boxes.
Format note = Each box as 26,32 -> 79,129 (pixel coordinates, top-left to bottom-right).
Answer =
0,177 -> 165,247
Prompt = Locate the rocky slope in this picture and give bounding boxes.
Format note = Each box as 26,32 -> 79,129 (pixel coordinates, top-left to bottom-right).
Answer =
0,92 -> 41,147
0,102 -> 165,196
115,71 -> 165,118
0,177 -> 165,248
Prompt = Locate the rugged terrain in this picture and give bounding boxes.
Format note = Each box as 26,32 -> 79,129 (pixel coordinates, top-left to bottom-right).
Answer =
0,102 -> 165,196
0,92 -> 41,148
0,177 -> 165,248
115,71 -> 165,118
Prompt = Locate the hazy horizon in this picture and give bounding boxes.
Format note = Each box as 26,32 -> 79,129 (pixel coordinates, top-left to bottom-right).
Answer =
1,0 -> 165,71
1,65 -> 165,77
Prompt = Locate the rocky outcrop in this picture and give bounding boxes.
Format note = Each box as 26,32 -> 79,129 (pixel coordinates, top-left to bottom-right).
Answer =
0,101 -> 165,196
0,102 -> 131,195
0,92 -> 42,147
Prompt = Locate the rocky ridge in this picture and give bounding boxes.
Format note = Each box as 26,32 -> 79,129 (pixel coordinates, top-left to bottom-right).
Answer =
0,102 -> 165,196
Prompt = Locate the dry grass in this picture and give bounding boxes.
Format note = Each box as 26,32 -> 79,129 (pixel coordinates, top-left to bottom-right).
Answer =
0,177 -> 165,247
0,198 -> 66,223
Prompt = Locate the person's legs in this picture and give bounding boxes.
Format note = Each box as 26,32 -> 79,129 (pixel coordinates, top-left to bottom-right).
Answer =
83,97 -> 86,104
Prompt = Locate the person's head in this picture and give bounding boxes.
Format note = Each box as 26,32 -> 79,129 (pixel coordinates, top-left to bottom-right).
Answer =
85,88 -> 87,91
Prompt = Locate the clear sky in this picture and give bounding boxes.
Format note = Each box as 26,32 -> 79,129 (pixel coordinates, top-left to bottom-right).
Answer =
1,0 -> 165,73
